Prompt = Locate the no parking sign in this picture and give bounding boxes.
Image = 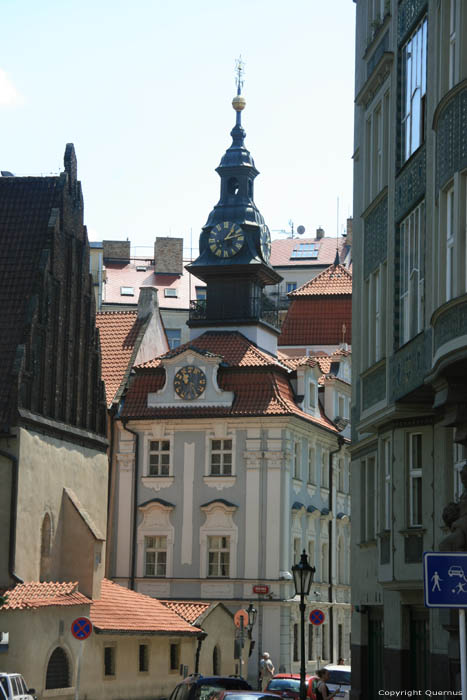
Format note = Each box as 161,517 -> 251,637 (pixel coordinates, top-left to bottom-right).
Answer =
309,609 -> 325,626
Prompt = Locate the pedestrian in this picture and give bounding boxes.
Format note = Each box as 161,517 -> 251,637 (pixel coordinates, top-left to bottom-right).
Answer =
337,658 -> 344,665
315,668 -> 340,700
259,652 -> 275,690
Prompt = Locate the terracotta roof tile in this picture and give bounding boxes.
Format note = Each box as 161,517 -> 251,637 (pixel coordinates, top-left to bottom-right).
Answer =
270,237 -> 348,268
278,298 -> 352,346
96,311 -> 146,406
160,601 -> 211,624
90,579 -> 200,634
289,264 -> 352,296
2,581 -> 90,610
103,262 -> 204,310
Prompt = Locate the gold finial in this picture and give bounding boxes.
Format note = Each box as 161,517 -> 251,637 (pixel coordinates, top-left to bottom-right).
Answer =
232,56 -> 246,113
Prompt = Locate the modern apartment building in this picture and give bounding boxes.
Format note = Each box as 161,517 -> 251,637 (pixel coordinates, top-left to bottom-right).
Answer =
351,0 -> 467,695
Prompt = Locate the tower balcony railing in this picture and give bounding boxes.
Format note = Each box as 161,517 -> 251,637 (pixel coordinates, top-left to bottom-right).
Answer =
189,297 -> 280,329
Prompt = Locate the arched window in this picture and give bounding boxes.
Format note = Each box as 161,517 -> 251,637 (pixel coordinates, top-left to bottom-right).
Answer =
213,645 -> 221,675
46,647 -> 70,689
227,177 -> 240,196
40,513 -> 52,581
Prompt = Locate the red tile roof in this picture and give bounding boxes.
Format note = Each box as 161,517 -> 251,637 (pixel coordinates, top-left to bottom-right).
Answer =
90,579 -> 200,634
2,581 -> 90,610
103,261 -> 204,310
96,311 -> 146,406
137,331 -> 287,370
270,237 -> 348,268
161,601 -> 211,624
289,264 -> 352,296
278,298 -> 352,346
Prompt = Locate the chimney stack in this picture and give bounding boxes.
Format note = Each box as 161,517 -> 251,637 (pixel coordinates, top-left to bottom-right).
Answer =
137,287 -> 159,321
316,227 -> 325,240
103,240 -> 131,263
345,217 -> 353,245
154,237 -> 184,275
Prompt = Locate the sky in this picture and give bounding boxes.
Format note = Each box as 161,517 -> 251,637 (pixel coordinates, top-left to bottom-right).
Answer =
1,0 -> 356,258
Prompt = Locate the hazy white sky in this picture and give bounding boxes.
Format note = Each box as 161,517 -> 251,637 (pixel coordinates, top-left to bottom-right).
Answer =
1,0 -> 355,257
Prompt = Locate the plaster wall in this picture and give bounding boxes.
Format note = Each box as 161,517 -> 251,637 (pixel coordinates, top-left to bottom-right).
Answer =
197,605 -> 236,677
0,447 -> 16,587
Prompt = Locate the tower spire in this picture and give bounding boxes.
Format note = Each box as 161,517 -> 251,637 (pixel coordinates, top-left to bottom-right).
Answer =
232,56 -> 246,128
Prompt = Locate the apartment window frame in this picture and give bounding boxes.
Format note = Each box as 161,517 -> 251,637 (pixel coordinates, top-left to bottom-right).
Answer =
321,542 -> 329,583
361,455 -> 378,542
383,438 -> 392,531
449,0 -> 457,89
399,201 -> 425,346
166,329 -> 182,350
120,286 -> 134,296
144,535 -> 167,577
164,288 -> 178,298
308,445 -> 316,484
293,440 -> 301,480
308,538 -> 315,570
104,646 -> 116,678
408,433 -> 423,528
207,535 -> 230,577
286,281 -> 297,294
446,185 -> 455,302
139,643 -> 149,673
321,450 -> 329,488
210,438 -> 233,476
293,536 -> 301,565
400,17 -> 428,164
148,440 -> 171,477
338,457 -> 345,493
169,643 -> 180,672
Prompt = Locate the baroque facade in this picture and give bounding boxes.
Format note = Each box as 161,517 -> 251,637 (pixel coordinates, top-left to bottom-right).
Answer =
351,0 -> 467,695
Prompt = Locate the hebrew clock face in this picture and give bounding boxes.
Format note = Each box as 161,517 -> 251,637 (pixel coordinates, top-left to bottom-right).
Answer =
208,221 -> 245,258
174,366 -> 207,400
260,224 -> 271,263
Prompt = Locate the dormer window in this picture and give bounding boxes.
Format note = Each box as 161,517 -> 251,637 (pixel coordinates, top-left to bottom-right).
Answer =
164,288 -> 177,298
136,265 -> 147,272
120,286 -> 134,296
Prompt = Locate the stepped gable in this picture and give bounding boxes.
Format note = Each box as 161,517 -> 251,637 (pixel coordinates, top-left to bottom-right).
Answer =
122,331 -> 337,431
96,311 -> 145,406
90,579 -> 200,634
2,581 -> 90,609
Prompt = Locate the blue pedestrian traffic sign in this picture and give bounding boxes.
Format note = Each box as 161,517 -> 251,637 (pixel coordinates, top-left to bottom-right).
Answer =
424,552 -> 467,608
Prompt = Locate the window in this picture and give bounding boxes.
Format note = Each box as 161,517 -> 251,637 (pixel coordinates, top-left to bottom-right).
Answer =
322,624 -> 328,661
449,0 -> 457,89
321,450 -> 329,488
139,644 -> 149,672
286,282 -> 297,294
361,456 -> 377,541
337,535 -> 345,583
136,265 -> 147,272
46,648 -> 71,689
144,535 -> 167,577
368,266 -> 385,364
408,433 -> 423,527
446,186 -> 455,301
308,624 -> 314,661
164,288 -> 178,297
293,624 -> 299,662
148,440 -> 170,476
166,329 -> 181,349
338,458 -> 345,492
338,395 -> 345,418
293,441 -> 301,480
321,542 -> 329,582
196,286 -> 207,300
170,643 -> 180,671
383,439 -> 392,530
120,286 -> 134,296
208,536 -> 230,577
365,94 -> 390,205
104,647 -> 116,677
454,443 -> 467,500
308,446 -> 316,484
290,243 -> 320,259
293,537 -> 301,564
401,17 -> 427,163
210,439 -> 232,475
399,202 -> 425,345
309,382 -> 317,409
308,539 -> 315,568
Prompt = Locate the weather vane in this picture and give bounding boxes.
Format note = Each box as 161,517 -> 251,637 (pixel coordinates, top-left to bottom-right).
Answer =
235,55 -> 245,95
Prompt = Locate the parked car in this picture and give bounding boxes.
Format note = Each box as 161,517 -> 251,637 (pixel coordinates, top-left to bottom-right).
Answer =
168,675 -> 251,700
265,674 -> 318,700
215,691 -> 282,700
0,673 -> 36,700
324,665 -> 351,700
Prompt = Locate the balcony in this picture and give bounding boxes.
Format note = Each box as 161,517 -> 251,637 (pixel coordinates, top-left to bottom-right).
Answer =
189,295 -> 280,330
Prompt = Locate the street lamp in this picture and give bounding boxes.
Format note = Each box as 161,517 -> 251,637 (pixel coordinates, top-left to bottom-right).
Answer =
247,602 -> 257,632
292,550 -> 315,700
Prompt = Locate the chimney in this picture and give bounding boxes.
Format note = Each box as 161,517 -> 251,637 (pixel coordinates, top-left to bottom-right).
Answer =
137,286 -> 159,321
154,237 -> 183,275
316,227 -> 325,240
345,217 -> 353,245
103,240 -> 131,263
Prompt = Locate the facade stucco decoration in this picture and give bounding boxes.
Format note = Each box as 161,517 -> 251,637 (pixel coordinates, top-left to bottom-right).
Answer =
361,363 -> 386,411
364,194 -> 388,278
433,296 -> 467,354
137,499 -> 175,578
395,145 -> 426,222
389,330 -> 431,401
397,0 -> 428,44
199,500 -> 238,579
436,86 -> 467,190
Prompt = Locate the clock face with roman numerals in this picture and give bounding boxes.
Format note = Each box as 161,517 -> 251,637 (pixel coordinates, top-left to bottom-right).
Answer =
208,221 -> 245,258
173,366 -> 207,400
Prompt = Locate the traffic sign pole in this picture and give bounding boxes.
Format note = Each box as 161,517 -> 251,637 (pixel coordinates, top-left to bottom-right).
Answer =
459,609 -> 466,699
75,641 -> 83,700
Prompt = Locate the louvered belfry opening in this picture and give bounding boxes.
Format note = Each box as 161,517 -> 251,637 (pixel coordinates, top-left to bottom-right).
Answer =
46,647 -> 70,689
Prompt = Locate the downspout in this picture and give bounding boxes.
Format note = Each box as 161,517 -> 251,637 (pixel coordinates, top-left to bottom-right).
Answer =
105,406 -> 116,577
0,448 -> 23,584
122,419 -> 139,591
328,435 -> 345,664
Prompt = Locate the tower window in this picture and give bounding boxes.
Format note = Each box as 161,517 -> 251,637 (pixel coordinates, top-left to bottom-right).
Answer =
248,180 -> 253,198
228,177 -> 240,195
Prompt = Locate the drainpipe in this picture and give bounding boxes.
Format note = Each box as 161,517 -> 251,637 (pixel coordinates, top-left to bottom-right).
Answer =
195,631 -> 207,673
122,419 -> 139,590
0,448 -> 23,584
328,435 -> 345,663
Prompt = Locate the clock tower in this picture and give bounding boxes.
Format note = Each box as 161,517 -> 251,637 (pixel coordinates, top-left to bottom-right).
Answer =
186,59 -> 282,353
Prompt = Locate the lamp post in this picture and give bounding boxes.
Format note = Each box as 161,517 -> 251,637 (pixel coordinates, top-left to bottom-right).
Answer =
247,602 -> 257,634
292,550 -> 315,700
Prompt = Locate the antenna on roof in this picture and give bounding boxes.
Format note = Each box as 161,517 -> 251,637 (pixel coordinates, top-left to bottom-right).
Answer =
296,225 -> 305,236
272,220 -> 303,239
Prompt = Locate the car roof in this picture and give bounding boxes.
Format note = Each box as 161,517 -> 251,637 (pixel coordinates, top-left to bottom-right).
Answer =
271,675 -> 314,680
324,665 -> 351,672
